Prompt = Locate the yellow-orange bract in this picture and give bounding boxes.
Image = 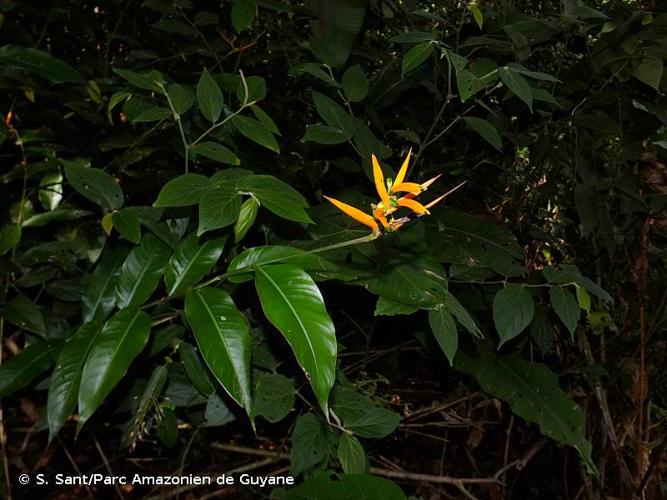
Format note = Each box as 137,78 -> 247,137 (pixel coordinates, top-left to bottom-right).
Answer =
324,150 -> 465,236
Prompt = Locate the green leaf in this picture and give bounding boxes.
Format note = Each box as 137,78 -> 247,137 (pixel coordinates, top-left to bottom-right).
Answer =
64,160 -> 124,210
302,124 -> 352,144
231,0 -> 257,33
363,259 -> 447,308
444,291 -> 482,337
2,293 -> 45,336
312,92 -> 354,134
0,224 -> 21,256
390,31 -> 435,43
234,197 -> 259,243
337,434 -> 367,474
506,63 -> 560,82
232,115 -> 279,153
122,365 -> 168,448
285,473 -> 406,500
39,171 -> 64,211
236,174 -> 312,223
549,286 -> 580,339
291,62 -> 341,88
374,297 -> 418,316
576,285 -> 591,313
530,304 -> 554,355
254,372 -> 295,423
202,393 -> 236,427
331,386 -> 401,438
47,322 -> 103,440
342,65 -> 369,102
429,306 -> 458,366
493,284 -> 535,347
0,45 -> 84,83
164,233 -> 226,295
236,75 -> 266,103
131,106 -> 172,123
455,348 -> 596,474
290,413 -> 330,475
190,142 -> 240,165
498,67 -> 533,111
227,245 -> 338,283
463,116 -> 502,150
633,57 -> 663,91
197,69 -> 224,122
82,246 -> 130,322
180,342 -> 215,396
78,308 -> 151,427
22,209 -> 93,227
167,83 -> 194,114
255,264 -> 336,414
401,42 -> 434,75
184,287 -> 253,416
115,234 -> 172,309
112,208 -> 141,244
113,68 -> 161,92
0,341 -> 55,397
250,105 -> 280,135
470,4 -> 483,29
154,173 -> 211,207
198,185 -> 241,235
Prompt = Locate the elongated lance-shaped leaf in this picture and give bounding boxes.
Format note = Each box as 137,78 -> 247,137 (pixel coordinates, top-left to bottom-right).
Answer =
0,341 -> 57,397
78,308 -> 151,429
115,234 -> 171,309
82,246 -> 129,322
455,347 -> 596,474
184,288 -> 253,418
47,321 -> 103,441
164,233 -> 226,296
121,365 -> 168,449
254,264 -> 336,416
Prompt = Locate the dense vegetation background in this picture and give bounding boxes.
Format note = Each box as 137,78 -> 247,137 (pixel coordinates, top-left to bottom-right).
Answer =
0,0 -> 665,498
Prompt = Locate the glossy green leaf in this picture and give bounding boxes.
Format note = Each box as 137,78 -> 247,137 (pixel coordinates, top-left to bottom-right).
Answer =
342,65 -> 369,102
112,208 -> 141,244
231,0 -> 257,32
549,286 -> 580,339
236,175 -> 313,223
2,293 -> 45,336
429,306 -> 458,366
198,185 -> 240,235
115,234 -> 171,309
164,233 -> 226,295
455,348 -> 596,474
184,287 -> 253,416
255,264 -> 336,414
337,434 -> 367,474
463,116 -> 502,150
0,45 -> 84,83
82,246 -> 130,322
167,83 -> 194,114
180,342 -> 215,396
232,115 -> 279,153
22,209 -> 93,227
234,197 -> 259,242
113,68 -> 161,92
190,142 -> 240,165
285,473 -> 406,500
197,69 -> 224,122
39,171 -> 64,211
470,4 -> 483,29
290,413 -> 330,475
47,321 -> 103,440
493,284 -> 535,346
331,386 -> 401,438
154,173 -> 211,207
78,308 -> 152,427
254,372 -> 295,423
302,124 -> 352,144
0,224 -> 21,256
363,259 -> 447,308
401,42 -> 434,75
0,341 -> 56,397
498,67 -> 533,111
64,160 -> 124,210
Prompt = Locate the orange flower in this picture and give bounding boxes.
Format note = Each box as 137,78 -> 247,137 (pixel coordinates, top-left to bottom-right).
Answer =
324,151 -> 465,236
